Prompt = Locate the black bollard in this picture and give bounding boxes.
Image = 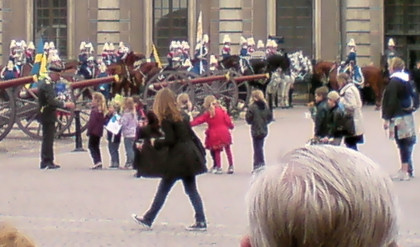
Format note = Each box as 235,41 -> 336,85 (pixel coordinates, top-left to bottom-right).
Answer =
72,109 -> 86,152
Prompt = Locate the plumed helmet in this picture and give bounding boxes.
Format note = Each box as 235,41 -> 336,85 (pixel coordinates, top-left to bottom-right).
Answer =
347,38 -> 356,47
388,38 -> 395,47
27,41 -> 35,50
240,36 -> 247,45
182,41 -> 190,49
169,41 -> 176,49
247,37 -> 255,46
15,40 -> 22,47
87,56 -> 94,61
10,40 -> 17,48
109,43 -> 115,51
209,55 -> 218,65
272,40 -> 278,48
80,41 -> 86,50
176,41 -> 182,48
195,43 -> 201,50
223,34 -> 231,44
49,41 -> 55,49
119,41 -> 125,48
44,42 -> 50,50
7,60 -> 14,70
103,42 -> 109,52
203,34 -> 209,44
21,40 -> 27,48
266,39 -> 272,47
257,40 -> 265,49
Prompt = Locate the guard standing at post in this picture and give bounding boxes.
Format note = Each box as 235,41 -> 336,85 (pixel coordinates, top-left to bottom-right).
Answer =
39,65 -> 75,169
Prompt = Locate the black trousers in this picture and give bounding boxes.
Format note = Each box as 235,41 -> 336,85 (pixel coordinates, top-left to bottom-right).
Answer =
143,176 -> 206,225
41,122 -> 55,165
88,135 -> 102,164
252,136 -> 266,170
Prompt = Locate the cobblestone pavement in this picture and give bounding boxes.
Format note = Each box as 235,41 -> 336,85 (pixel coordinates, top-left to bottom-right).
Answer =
1,105 -> 420,246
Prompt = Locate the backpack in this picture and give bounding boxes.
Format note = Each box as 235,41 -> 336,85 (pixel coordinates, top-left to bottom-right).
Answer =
402,80 -> 419,113
336,103 -> 355,137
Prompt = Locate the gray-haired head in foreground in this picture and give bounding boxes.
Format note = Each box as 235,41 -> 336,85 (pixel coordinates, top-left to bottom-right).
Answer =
246,145 -> 398,247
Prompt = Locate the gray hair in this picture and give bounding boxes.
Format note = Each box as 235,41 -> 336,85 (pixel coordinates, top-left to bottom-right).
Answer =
246,145 -> 398,247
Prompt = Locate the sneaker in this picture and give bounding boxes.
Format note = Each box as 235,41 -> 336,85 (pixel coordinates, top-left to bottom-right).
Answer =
91,163 -> 102,170
185,222 -> 207,231
227,166 -> 234,174
391,170 -> 410,181
214,167 -> 223,174
131,214 -> 152,230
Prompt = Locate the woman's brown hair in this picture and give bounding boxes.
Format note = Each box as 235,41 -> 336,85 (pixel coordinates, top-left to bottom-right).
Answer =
153,88 -> 183,123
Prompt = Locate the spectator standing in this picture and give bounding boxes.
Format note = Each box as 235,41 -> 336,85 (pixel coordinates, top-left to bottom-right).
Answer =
382,57 -> 416,180
245,90 -> 273,172
120,97 -> 138,169
337,73 -> 365,150
131,88 -> 207,231
325,91 -> 344,145
87,92 -> 106,169
104,102 -> 122,168
308,86 -> 330,141
191,95 -> 235,174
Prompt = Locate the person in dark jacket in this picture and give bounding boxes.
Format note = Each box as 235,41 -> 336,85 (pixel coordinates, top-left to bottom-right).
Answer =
308,86 -> 330,141
325,91 -> 344,145
411,60 -> 420,92
87,92 -> 106,169
38,67 -> 75,169
131,88 -> 207,231
245,90 -> 273,172
382,57 -> 416,181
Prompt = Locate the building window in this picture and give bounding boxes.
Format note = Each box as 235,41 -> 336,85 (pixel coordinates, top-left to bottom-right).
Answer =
34,0 -> 67,58
153,0 -> 189,61
276,0 -> 313,57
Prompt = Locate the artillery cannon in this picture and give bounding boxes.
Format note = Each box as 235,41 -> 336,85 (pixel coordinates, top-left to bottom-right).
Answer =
14,75 -> 119,139
143,70 -> 269,113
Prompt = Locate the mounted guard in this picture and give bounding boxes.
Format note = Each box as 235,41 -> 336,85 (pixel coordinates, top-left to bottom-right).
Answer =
209,55 -> 218,71
247,37 -> 256,55
240,36 -> 248,57
192,34 -> 209,75
1,60 -> 19,80
339,38 -> 364,87
181,41 -> 191,63
102,42 -> 112,65
221,34 -> 231,59
25,41 -> 35,64
116,41 -> 128,62
381,38 -> 399,77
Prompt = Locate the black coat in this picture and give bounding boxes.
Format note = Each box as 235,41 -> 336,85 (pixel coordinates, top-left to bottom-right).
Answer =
38,78 -> 64,124
382,76 -> 410,120
135,113 -> 207,178
245,101 -> 273,138
314,100 -> 329,138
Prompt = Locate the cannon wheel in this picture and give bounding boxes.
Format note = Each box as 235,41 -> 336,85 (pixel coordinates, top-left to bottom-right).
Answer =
14,85 -> 73,139
0,88 -> 15,141
143,70 -> 198,108
193,70 -> 238,113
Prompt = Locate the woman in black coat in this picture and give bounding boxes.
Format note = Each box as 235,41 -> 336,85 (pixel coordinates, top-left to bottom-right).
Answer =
132,88 -> 207,231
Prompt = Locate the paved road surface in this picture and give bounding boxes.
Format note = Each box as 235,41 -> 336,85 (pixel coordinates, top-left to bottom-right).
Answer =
1,105 -> 419,246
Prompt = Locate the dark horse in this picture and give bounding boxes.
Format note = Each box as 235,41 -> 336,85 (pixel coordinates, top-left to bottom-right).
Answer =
312,60 -> 387,109
106,52 -> 147,96
220,54 -> 290,92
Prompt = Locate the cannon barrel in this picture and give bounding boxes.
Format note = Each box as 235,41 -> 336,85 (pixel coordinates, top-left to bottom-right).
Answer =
0,75 -> 36,90
150,74 -> 228,88
232,73 -> 269,83
70,75 -> 119,89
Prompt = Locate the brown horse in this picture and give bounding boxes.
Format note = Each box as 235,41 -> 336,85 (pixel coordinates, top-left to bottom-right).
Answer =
312,61 -> 386,109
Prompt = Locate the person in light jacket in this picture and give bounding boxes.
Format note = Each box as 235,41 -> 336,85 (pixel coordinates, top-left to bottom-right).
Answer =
337,73 -> 365,150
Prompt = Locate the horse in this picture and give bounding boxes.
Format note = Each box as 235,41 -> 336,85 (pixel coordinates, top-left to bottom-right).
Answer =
312,60 -> 386,109
106,52 -> 146,96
